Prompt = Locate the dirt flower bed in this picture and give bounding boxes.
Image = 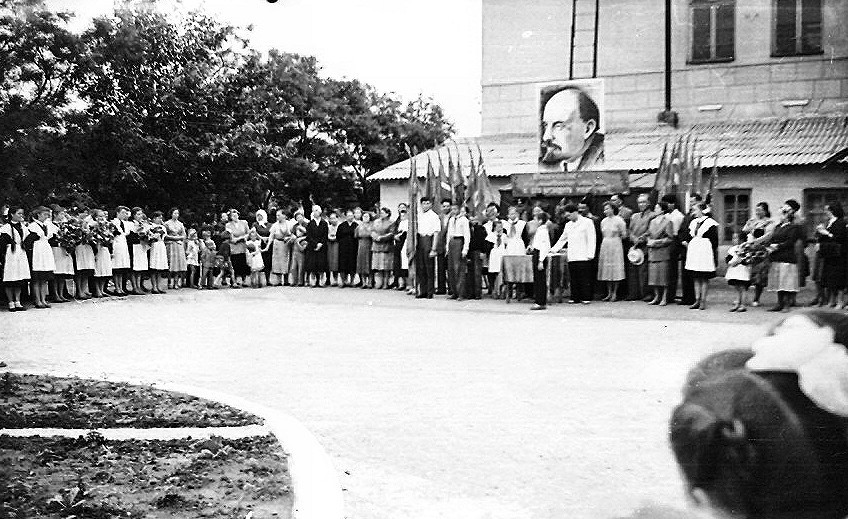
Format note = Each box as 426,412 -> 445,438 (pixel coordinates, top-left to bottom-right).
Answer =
0,373 -> 261,429
0,433 -> 293,519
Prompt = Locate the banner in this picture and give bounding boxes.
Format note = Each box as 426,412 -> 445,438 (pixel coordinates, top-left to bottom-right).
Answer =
510,170 -> 628,197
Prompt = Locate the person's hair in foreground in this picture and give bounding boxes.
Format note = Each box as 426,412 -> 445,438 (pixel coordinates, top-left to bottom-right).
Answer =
670,309 -> 848,519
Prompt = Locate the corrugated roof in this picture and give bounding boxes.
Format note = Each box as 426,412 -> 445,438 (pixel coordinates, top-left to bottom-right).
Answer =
369,114 -> 848,181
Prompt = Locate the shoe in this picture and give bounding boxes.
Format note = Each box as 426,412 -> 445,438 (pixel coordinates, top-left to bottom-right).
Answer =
699,302 -> 707,310
642,296 -> 654,302
729,305 -> 739,312
426,294 -> 433,299
448,295 -> 458,300
658,300 -> 667,306
767,305 -> 784,312
689,302 -> 700,310
751,301 -> 760,307
568,300 -> 580,304
530,304 -> 546,310
736,306 -> 747,312
648,298 -> 660,305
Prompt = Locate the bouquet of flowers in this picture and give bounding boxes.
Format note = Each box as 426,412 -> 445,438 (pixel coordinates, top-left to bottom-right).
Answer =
56,218 -> 86,253
738,241 -> 770,265
147,224 -> 165,243
90,221 -> 118,247
135,223 -> 152,244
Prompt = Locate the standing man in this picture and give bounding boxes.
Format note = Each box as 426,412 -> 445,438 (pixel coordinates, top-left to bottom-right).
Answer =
435,198 -> 452,295
610,194 -> 633,227
578,200 -> 602,299
627,193 -> 654,301
467,212 -> 491,299
663,194 -> 685,302
415,197 -> 441,299
445,204 -> 470,300
551,203 -> 597,304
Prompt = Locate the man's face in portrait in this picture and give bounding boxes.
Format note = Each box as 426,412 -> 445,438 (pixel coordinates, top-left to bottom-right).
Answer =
541,89 -> 597,165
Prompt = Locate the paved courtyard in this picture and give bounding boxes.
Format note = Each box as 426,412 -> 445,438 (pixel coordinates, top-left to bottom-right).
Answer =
1,287 -> 782,518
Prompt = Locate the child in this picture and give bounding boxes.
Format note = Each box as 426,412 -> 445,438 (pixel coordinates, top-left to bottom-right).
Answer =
185,228 -> 200,288
725,243 -> 751,312
214,230 -> 233,288
290,224 -> 307,287
91,209 -> 114,298
48,205 -> 74,303
199,237 -> 217,289
669,310 -> 848,519
486,220 -> 507,299
147,211 -> 169,294
74,210 -> 95,300
26,206 -> 56,308
246,228 -> 265,288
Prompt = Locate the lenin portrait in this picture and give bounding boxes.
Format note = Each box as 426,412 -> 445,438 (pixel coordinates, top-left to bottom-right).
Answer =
538,80 -> 605,173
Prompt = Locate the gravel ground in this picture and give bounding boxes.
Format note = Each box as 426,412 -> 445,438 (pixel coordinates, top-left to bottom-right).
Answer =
0,285 -> 793,519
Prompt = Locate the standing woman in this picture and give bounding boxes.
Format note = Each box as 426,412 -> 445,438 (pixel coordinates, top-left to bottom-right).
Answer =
304,205 -> 329,287
74,209 -> 96,300
1,206 -> 30,311
48,205 -> 74,302
741,202 -> 775,307
371,207 -> 395,289
27,206 -> 55,308
269,209 -> 291,286
394,206 -> 409,291
226,209 -> 250,288
110,206 -> 132,296
597,201 -> 627,302
147,211 -> 169,293
765,200 -> 804,312
813,202 -> 846,307
164,208 -> 187,289
646,201 -> 675,306
252,209 -> 273,285
682,202 -> 719,310
91,209 -> 114,298
326,212 -> 340,286
128,207 -> 149,295
336,210 -> 358,287
356,211 -> 374,288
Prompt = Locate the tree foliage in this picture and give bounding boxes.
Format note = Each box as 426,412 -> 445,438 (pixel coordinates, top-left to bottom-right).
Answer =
0,0 -> 454,218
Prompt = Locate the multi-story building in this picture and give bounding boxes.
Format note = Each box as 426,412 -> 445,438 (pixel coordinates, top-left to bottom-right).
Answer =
372,0 -> 847,244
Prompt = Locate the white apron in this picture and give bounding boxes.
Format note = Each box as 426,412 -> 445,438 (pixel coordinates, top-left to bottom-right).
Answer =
111,218 -> 132,270
1,223 -> 30,282
28,221 -> 56,272
685,217 -> 717,272
49,221 -> 75,275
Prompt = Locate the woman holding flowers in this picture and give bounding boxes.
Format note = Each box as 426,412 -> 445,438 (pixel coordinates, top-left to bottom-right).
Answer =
91,209 -> 115,298
147,211 -> 169,293
48,205 -> 74,303
73,208 -> 95,300
110,206 -> 132,296
1,206 -> 31,311
129,207 -> 149,295
165,208 -> 187,289
26,206 -> 55,308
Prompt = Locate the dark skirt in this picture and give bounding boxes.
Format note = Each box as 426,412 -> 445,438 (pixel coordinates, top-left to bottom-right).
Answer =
327,242 -> 339,272
231,253 -> 250,277
648,260 -> 669,287
338,239 -> 357,274
356,238 -> 372,275
728,278 -> 751,288
750,258 -> 770,287
31,270 -> 54,281
76,269 -> 95,276
686,269 -> 716,280
820,254 -> 846,289
261,250 -> 273,275
304,248 -> 328,273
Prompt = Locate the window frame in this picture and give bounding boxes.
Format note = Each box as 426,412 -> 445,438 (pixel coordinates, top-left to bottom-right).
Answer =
771,0 -> 824,57
718,189 -> 751,244
803,189 -> 848,239
688,0 -> 736,65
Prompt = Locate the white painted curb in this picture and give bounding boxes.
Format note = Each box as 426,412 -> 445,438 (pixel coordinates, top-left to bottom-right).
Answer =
2,369 -> 345,519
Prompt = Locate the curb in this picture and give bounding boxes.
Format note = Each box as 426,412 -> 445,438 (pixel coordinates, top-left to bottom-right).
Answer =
1,368 -> 345,519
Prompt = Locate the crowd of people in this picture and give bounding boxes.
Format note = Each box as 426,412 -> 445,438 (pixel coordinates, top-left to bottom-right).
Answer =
0,192 -> 833,313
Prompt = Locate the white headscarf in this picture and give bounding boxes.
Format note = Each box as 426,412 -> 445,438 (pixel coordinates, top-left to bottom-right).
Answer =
255,209 -> 267,225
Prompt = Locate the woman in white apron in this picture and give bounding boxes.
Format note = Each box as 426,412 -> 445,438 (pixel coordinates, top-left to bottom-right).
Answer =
683,202 -> 719,310
1,206 -> 31,311
27,206 -> 56,308
92,209 -> 114,298
129,207 -> 149,295
111,205 -> 132,296
48,205 -> 74,303
74,211 -> 96,300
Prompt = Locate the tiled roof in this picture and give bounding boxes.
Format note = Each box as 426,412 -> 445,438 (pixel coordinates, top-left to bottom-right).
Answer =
368,114 -> 848,181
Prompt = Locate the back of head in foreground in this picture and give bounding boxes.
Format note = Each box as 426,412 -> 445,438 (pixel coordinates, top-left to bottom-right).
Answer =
670,310 -> 848,519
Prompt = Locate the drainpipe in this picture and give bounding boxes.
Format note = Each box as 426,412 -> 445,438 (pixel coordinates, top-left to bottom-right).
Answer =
658,0 -> 678,127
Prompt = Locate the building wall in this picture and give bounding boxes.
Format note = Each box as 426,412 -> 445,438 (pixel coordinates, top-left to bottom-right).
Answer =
481,0 -> 848,134
379,178 -> 513,214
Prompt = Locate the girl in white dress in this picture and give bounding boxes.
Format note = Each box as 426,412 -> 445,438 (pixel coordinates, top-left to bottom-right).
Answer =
245,228 -> 265,288
92,210 -> 114,298
1,206 -> 30,311
27,206 -> 56,308
683,202 -> 720,310
48,206 -> 74,303
486,220 -> 507,298
129,207 -> 149,295
185,228 -> 200,288
110,206 -> 132,296
147,211 -> 169,294
74,210 -> 95,300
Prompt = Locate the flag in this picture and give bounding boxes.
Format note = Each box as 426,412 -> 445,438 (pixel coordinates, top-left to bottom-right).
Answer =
474,142 -> 500,215
653,141 -> 669,200
450,140 -> 465,204
405,144 -> 419,278
424,154 -> 437,203
706,150 -> 719,205
435,145 -> 452,201
465,145 -> 478,212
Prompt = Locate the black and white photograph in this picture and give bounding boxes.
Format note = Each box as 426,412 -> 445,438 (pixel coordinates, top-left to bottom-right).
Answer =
1,0 -> 848,518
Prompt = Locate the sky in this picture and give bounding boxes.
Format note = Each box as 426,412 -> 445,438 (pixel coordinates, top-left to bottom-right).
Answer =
46,0 -> 483,136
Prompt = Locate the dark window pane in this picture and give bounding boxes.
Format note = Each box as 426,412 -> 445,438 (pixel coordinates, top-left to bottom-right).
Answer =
774,0 -> 797,55
692,5 -> 712,61
801,0 -> 822,52
715,3 -> 735,59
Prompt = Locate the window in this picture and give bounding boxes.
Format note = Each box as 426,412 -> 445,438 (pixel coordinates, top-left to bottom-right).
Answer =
804,189 -> 848,236
773,0 -> 823,56
721,190 -> 750,242
690,0 -> 735,63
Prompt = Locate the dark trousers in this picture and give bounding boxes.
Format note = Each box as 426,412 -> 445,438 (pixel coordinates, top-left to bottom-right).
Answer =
667,243 -> 680,299
680,264 -> 695,304
415,235 -> 435,297
626,252 -> 648,300
436,252 -> 448,294
532,251 -> 548,306
466,251 -> 484,299
447,237 -> 467,298
569,260 -> 593,302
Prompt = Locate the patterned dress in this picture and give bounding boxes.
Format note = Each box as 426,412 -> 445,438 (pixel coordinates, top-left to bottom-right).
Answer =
597,215 -> 626,281
356,222 -> 373,275
165,219 -> 187,273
